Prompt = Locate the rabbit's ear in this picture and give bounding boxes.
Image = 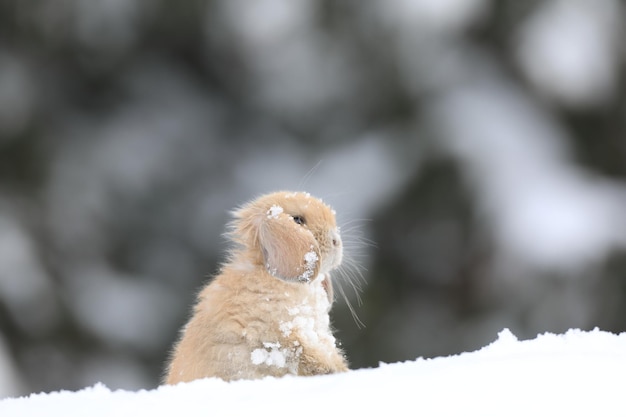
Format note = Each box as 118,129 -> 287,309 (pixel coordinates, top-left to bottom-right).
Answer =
259,214 -> 320,282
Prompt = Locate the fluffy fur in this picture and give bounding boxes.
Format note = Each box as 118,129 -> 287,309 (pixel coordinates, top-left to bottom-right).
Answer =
164,191 -> 348,384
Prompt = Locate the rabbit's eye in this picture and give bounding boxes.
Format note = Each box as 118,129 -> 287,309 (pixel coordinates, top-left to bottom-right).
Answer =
292,215 -> 305,225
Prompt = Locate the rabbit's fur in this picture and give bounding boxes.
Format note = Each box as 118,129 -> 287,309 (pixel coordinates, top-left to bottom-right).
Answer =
164,191 -> 348,384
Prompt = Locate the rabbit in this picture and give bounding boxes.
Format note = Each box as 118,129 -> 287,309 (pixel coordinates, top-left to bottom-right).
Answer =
164,191 -> 349,384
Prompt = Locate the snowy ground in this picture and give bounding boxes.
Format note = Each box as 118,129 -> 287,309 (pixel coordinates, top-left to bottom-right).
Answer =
2,328 -> 625,417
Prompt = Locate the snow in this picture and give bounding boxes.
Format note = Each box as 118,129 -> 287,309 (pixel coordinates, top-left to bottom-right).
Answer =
298,250 -> 318,282
269,276 -> 336,371
2,328 -> 625,416
279,277 -> 335,350
250,342 -> 290,369
250,341 -> 302,375
303,251 -> 317,265
246,276 -> 337,376
266,205 -> 283,219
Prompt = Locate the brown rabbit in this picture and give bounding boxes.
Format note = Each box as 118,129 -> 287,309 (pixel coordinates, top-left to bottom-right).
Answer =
164,191 -> 348,384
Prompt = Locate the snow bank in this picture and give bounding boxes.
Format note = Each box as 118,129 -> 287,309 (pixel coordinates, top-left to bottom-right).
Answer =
2,329 -> 625,417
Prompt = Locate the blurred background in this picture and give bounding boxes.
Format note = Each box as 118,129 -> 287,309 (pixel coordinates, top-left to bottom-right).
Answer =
1,0 -> 626,398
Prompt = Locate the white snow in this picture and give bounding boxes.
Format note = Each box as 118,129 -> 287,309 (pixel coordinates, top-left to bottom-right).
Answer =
303,251 -> 317,265
278,322 -> 291,337
250,342 -> 289,368
298,250 -> 318,282
266,205 -> 283,219
250,278 -> 336,375
279,277 -> 334,351
2,328 -> 625,416
250,341 -> 302,375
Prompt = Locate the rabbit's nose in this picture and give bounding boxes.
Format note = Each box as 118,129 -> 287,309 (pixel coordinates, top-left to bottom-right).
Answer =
330,229 -> 341,247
